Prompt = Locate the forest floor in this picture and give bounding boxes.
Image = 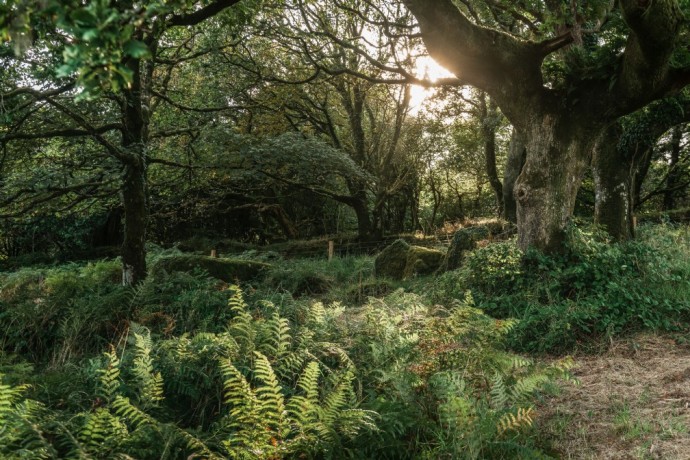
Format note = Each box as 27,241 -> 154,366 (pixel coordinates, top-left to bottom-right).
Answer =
541,333 -> 690,459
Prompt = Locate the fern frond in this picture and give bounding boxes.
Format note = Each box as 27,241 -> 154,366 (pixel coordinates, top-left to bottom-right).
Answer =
227,286 -> 256,356
78,408 -> 129,456
258,312 -> 291,362
490,373 -> 509,408
130,329 -> 165,407
253,352 -> 288,437
97,346 -> 121,402
286,361 -> 320,430
111,396 -> 157,430
497,407 -> 535,434
510,374 -> 550,402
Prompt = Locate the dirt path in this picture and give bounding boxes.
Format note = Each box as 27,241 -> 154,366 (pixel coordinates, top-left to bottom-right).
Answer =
540,334 -> 690,459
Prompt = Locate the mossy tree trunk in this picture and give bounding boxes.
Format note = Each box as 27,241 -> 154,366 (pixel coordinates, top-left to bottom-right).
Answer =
503,128 -> 526,224
120,56 -> 149,286
593,124 -> 634,241
479,93 -> 504,217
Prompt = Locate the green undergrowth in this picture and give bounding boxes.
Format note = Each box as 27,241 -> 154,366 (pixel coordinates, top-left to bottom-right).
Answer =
2,224 -> 688,457
428,224 -> 690,353
0,267 -> 569,458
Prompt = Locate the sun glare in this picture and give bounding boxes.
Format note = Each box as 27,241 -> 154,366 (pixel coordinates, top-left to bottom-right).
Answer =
409,56 -> 455,113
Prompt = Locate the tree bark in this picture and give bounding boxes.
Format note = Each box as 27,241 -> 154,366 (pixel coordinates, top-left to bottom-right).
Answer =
503,128 -> 526,223
514,117 -> 598,252
121,160 -> 148,285
593,124 -> 634,241
350,188 -> 374,240
120,57 -> 149,286
663,125 -> 683,211
479,94 -> 504,217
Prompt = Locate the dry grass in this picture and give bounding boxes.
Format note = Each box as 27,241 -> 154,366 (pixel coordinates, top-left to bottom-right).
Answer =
540,333 -> 690,459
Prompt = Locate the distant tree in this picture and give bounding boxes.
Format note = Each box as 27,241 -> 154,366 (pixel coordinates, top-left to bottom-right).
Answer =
1,0 -> 253,284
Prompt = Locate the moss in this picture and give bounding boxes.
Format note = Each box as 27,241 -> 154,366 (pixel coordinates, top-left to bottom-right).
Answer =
151,255 -> 270,282
345,279 -> 395,304
374,239 -> 411,279
374,239 -> 444,280
404,246 -> 445,278
439,226 -> 504,272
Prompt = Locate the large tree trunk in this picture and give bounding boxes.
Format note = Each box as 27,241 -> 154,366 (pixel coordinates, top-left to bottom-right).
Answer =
121,159 -> 148,285
514,117 -> 597,252
350,188 -> 374,240
593,124 -> 634,241
503,128 -> 526,223
404,0 -> 685,254
120,57 -> 149,286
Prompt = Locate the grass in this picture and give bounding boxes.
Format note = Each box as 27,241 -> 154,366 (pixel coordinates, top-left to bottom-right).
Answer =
540,333 -> 690,459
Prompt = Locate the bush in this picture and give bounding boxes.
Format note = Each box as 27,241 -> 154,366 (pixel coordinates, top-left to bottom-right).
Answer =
344,290 -> 572,459
0,261 -> 130,364
0,287 -> 376,459
260,256 -> 373,299
435,224 -> 690,353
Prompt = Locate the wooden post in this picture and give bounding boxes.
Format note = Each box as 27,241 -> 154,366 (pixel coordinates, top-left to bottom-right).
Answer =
328,240 -> 334,261
632,216 -> 638,230
210,249 -> 217,258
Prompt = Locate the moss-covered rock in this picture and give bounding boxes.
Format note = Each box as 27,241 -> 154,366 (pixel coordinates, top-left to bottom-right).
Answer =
374,239 -> 410,279
151,255 -> 270,282
374,239 -> 445,280
345,279 -> 395,304
440,226 -> 499,272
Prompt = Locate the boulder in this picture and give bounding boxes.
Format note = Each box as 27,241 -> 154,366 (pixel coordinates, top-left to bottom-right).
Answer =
151,255 -> 270,282
374,239 -> 445,280
439,226 -> 489,272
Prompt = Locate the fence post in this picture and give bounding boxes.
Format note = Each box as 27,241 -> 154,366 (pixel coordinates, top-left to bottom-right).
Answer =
328,240 -> 334,261
632,216 -> 637,230
210,249 -> 217,258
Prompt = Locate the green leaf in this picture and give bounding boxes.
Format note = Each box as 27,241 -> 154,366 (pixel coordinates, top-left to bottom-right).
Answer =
123,40 -> 150,59
70,9 -> 98,27
81,28 -> 100,42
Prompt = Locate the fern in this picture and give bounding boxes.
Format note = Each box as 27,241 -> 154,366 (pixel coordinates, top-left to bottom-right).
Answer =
227,285 -> 255,357
97,346 -> 121,403
285,361 -> 321,432
219,359 -> 266,456
257,312 -> 292,363
490,373 -> 509,408
129,327 -> 165,408
497,407 -> 535,434
0,375 -> 54,459
253,351 -> 288,437
78,407 -> 129,457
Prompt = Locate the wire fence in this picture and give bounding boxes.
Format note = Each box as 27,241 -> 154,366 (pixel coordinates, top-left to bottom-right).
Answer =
241,234 -> 456,260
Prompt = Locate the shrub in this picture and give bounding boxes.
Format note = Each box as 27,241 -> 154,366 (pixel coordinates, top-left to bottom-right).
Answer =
0,287 -> 376,459
0,261 -> 130,364
341,290 -> 572,458
438,224 -> 690,353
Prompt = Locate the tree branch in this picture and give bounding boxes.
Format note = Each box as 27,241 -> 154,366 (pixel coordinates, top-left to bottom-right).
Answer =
1,124 -> 122,142
168,0 -> 243,26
